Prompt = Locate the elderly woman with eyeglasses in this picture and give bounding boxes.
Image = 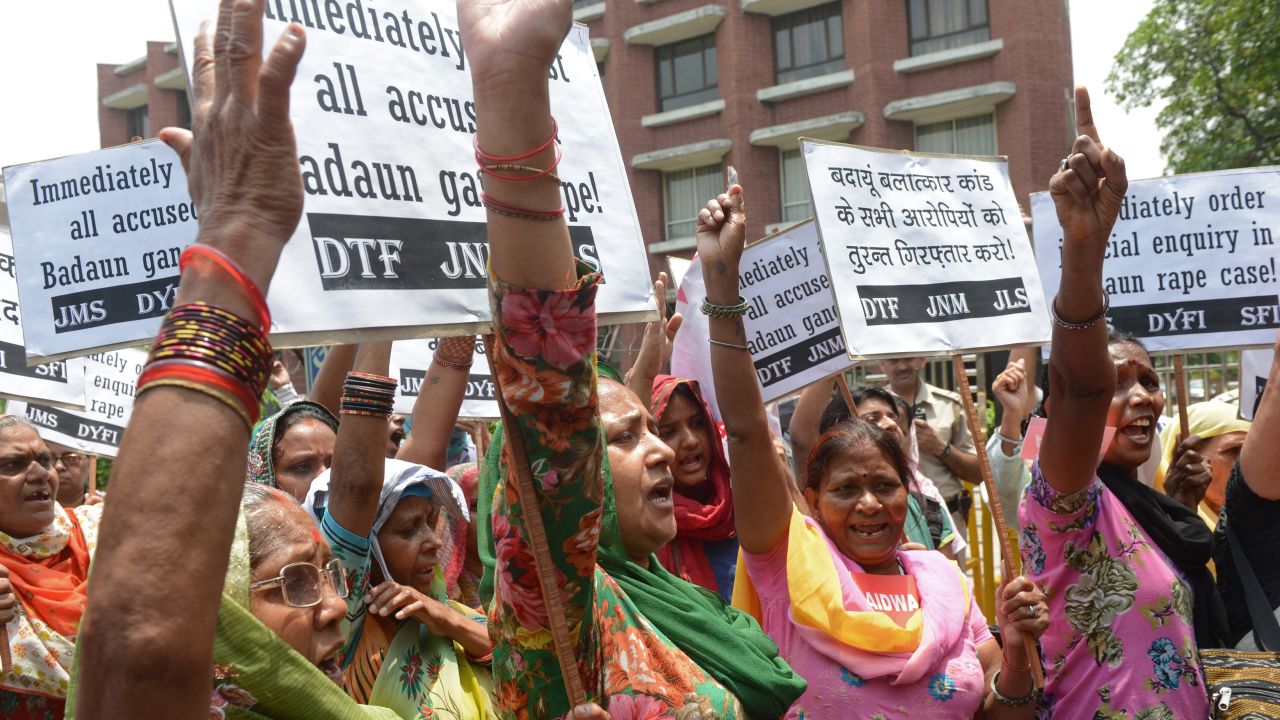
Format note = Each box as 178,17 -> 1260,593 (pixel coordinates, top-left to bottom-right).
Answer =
0,416 -> 102,720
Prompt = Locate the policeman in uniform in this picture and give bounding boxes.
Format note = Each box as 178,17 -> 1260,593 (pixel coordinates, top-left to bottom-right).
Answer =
879,357 -> 980,545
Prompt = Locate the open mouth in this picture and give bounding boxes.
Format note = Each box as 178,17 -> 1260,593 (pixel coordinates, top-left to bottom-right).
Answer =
850,522 -> 890,541
390,430 -> 405,447
647,477 -> 674,507
1119,416 -> 1153,445
316,654 -> 344,684
415,563 -> 438,583
24,488 -> 52,504
677,451 -> 704,476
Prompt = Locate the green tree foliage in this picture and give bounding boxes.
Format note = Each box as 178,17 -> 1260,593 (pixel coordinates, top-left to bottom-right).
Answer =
1107,0 -> 1280,173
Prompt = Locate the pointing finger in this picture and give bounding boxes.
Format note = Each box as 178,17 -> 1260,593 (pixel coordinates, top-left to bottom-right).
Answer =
1075,86 -> 1101,144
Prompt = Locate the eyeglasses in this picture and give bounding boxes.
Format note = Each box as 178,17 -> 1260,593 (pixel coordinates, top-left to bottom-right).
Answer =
249,558 -> 348,608
52,452 -> 84,468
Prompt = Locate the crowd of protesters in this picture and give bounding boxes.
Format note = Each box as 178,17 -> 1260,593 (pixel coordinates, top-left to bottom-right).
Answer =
0,0 -> 1275,718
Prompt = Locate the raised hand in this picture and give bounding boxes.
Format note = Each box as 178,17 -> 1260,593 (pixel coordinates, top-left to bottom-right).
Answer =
696,177 -> 747,305
1163,435 -> 1211,510
1049,87 -> 1129,262
159,0 -> 307,293
992,359 -> 1028,416
457,0 -> 573,85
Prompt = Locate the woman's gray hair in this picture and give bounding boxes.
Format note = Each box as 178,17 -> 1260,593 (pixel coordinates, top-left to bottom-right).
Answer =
241,482 -> 309,572
0,415 -> 36,436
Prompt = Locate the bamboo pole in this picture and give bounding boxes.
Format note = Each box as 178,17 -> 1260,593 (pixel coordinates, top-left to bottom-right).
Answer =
484,335 -> 586,706
951,354 -> 1044,688
1173,354 -> 1191,441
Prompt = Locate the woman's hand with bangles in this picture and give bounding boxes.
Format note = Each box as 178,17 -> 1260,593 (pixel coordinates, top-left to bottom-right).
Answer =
159,0 -> 307,295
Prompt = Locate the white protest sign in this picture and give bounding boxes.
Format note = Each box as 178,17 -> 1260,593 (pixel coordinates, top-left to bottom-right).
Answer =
671,221 -> 856,412
1240,348 -> 1273,420
0,228 -> 87,406
390,337 -> 497,419
168,2 -> 654,344
7,348 -> 146,456
802,140 -> 1051,358
1031,166 -> 1280,352
2,141 -> 195,362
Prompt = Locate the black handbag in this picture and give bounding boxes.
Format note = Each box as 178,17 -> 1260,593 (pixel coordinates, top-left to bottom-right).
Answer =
1201,517 -> 1280,719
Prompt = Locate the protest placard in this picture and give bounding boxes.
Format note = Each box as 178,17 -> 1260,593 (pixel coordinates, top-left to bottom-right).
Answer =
390,337 -> 497,419
0,228 -> 86,406
671,221 -> 857,412
802,140 -> 1051,358
7,348 -> 146,456
2,141 -> 196,362
1032,166 -> 1280,352
1240,348 -> 1273,420
168,1 -> 655,345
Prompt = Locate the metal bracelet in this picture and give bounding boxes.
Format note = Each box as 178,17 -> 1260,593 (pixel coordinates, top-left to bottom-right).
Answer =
700,296 -> 750,318
709,338 -> 750,351
1051,291 -> 1110,330
990,670 -> 1041,708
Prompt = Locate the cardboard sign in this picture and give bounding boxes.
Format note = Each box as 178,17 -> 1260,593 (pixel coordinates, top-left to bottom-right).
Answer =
1240,348 -> 1273,420
168,1 -> 655,344
671,221 -> 858,412
1,141 -> 196,362
8,348 -> 146,456
390,337 -> 497,419
802,140 -> 1050,358
1032,166 -> 1280,352
852,572 -> 919,628
0,228 -> 86,406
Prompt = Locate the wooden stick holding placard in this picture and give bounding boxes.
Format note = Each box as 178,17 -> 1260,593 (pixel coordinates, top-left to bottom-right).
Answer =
1173,354 -> 1191,441
950,354 -> 1044,688
482,336 -> 587,707
835,373 -> 857,417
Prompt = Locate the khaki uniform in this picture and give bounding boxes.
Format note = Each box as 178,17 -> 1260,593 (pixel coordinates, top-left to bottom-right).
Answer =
892,381 -> 975,502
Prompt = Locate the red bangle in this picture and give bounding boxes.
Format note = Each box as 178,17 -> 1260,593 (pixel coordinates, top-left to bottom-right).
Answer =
473,118 -> 558,164
180,244 -> 271,331
479,192 -> 565,221
138,362 -> 260,428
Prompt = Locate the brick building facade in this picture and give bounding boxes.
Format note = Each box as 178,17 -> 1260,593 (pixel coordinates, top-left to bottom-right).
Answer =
577,0 -> 1074,274
97,41 -> 189,149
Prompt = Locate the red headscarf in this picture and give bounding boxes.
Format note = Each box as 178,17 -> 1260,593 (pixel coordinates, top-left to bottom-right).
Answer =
0,508 -> 92,638
651,375 -> 736,593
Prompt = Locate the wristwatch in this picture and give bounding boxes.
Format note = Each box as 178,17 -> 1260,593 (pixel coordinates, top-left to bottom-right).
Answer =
939,444 -> 952,462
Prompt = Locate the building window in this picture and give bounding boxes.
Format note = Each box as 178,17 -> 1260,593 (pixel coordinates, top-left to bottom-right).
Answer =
908,0 -> 989,56
597,61 -> 606,91
655,34 -> 718,112
127,106 -> 150,139
915,113 -> 997,155
663,164 -> 722,240
572,0 -> 597,6
780,149 -> 813,223
772,3 -> 844,84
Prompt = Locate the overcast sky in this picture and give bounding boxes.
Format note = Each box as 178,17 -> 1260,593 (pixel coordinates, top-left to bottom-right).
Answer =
0,0 -> 1167,177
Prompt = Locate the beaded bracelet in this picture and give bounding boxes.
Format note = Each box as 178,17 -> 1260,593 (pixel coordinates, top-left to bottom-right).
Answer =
700,296 -> 750,318
433,353 -> 473,372
480,192 -> 566,221
474,118 -> 558,164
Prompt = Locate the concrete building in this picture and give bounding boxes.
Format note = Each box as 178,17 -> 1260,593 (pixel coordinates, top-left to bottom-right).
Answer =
97,41 -> 189,149
577,0 -> 1074,271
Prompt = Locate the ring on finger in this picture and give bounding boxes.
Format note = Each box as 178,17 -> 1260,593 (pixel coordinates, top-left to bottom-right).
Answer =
1059,156 -> 1070,171
1024,604 -> 1036,618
